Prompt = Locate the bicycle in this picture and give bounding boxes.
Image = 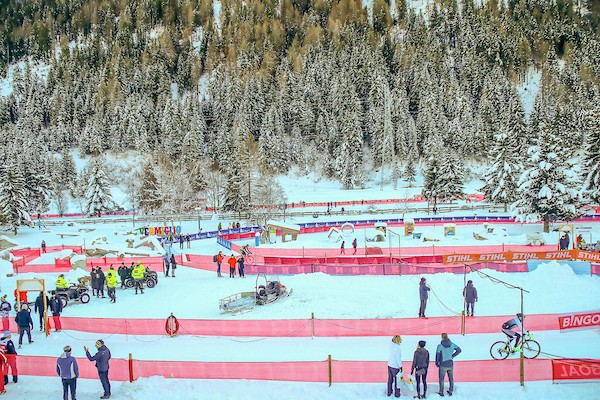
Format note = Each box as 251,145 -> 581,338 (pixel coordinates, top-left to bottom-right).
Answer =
490,332 -> 540,360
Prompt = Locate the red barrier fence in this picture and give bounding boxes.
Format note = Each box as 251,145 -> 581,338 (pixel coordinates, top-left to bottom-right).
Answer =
85,255 -> 183,272
16,355 -> 551,383
30,313 -> 560,337
551,359 -> 600,382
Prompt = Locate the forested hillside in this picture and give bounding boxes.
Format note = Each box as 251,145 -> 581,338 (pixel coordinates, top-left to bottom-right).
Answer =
0,0 -> 599,232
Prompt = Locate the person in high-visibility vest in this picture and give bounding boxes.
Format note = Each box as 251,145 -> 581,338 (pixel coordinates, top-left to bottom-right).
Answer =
131,262 -> 145,295
106,266 -> 118,303
56,274 -> 69,292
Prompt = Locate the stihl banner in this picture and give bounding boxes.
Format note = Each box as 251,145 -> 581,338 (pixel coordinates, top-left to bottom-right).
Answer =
558,311 -> 600,331
552,359 -> 600,382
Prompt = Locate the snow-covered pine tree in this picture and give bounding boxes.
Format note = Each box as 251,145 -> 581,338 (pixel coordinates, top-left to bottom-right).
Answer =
512,113 -> 584,233
0,165 -> 30,234
481,129 -> 522,212
582,103 -> 600,203
85,157 -> 120,217
403,152 -> 417,187
437,150 -> 465,202
422,136 -> 444,209
139,162 -> 163,212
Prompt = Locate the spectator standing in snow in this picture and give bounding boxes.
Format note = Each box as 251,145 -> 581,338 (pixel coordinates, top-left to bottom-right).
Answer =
118,263 -> 127,289
352,238 -> 358,255
340,240 -> 345,254
559,232 -> 570,250
411,340 -> 429,399
179,235 -> 184,249
132,262 -> 145,295
57,345 -> 78,400
41,240 -> 47,253
96,267 -> 106,298
218,222 -> 222,231
85,340 -> 111,399
228,255 -> 237,278
34,292 -> 49,331
163,254 -> 170,277
215,251 -> 224,278
0,330 -> 17,384
0,296 -> 10,332
0,347 -> 6,394
14,304 -> 33,349
463,280 -> 478,317
49,294 -> 63,332
90,267 -> 99,297
435,333 -> 461,397
418,278 -> 430,318
238,256 -> 245,278
170,254 -> 177,277
106,269 -> 117,303
186,234 -> 191,249
387,335 -> 403,398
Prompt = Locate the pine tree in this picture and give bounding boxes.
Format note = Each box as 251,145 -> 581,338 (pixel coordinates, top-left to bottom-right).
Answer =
481,130 -> 522,212
0,165 -> 30,234
582,104 -> 600,203
512,113 -> 584,233
438,151 -> 465,202
403,153 -> 417,187
422,136 -> 444,209
85,157 -> 120,217
139,162 -> 163,212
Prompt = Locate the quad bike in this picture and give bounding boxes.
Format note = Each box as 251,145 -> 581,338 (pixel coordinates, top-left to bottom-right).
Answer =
123,270 -> 158,289
49,283 -> 91,307
219,273 -> 292,314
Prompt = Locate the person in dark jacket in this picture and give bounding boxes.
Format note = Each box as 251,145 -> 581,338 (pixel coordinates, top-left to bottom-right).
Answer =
559,232 -> 570,250
96,267 -> 106,298
163,254 -> 170,277
90,267 -> 99,296
435,333 -> 461,397
463,280 -> 478,317
170,254 -> 177,277
57,345 -> 79,400
34,292 -> 50,331
411,340 -> 430,399
118,263 -> 127,289
14,304 -> 34,349
418,278 -> 430,318
49,294 -> 63,332
85,339 -> 111,399
238,256 -> 245,278
0,331 -> 17,384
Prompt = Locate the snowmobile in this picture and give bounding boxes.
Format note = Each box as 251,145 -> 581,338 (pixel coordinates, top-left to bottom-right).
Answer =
219,273 -> 292,314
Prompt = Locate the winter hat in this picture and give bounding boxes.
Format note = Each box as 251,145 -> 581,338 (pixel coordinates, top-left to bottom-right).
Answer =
1,295 -> 6,300
95,339 -> 104,348
63,345 -> 72,353
3,331 -> 10,337
420,277 -> 426,283
418,340 -> 426,348
467,280 -> 473,284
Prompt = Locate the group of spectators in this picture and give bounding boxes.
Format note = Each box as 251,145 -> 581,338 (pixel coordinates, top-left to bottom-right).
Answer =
387,333 -> 462,398
213,251 -> 246,278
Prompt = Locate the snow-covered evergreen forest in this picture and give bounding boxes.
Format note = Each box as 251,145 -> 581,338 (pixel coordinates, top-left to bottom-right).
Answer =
0,0 -> 599,233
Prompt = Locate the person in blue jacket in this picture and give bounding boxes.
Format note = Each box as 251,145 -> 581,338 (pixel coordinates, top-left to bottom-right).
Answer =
57,345 -> 79,400
85,339 -> 112,399
435,333 -> 461,397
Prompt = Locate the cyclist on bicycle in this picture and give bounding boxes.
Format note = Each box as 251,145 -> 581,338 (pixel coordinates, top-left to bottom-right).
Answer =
240,245 -> 252,256
502,313 -> 526,352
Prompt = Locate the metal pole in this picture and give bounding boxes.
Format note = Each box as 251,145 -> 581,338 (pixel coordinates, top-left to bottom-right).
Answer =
461,264 -> 466,335
520,288 -> 525,386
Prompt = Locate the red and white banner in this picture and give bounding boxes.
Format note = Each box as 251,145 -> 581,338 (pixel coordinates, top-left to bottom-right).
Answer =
551,358 -> 600,382
558,311 -> 600,331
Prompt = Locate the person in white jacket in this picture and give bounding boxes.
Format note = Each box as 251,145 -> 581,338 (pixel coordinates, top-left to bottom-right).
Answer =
387,335 -> 403,397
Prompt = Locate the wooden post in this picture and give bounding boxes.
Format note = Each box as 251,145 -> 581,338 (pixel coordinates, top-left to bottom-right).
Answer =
311,312 -> 315,339
328,354 -> 332,387
520,290 -> 524,386
129,353 -> 134,382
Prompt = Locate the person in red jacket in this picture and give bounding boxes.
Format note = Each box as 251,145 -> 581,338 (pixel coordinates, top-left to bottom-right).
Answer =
0,346 -> 7,394
215,252 -> 224,278
13,290 -> 27,306
228,255 -> 237,278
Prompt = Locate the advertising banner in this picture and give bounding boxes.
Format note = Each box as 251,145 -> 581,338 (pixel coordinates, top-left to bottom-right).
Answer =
551,358 -> 600,382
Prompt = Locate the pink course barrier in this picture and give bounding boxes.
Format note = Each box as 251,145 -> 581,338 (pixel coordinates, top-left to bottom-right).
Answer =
55,313 -> 560,337
16,355 -> 552,383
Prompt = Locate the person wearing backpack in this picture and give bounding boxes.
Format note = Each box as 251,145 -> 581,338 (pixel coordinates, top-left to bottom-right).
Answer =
411,340 -> 429,399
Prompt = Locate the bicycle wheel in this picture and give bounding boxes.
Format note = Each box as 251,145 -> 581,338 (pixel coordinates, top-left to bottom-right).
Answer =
490,341 -> 510,360
522,340 -> 541,359
246,254 -> 255,265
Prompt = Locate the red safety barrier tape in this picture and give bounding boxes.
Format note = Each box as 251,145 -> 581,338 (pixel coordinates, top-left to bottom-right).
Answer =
16,356 -> 551,383
551,358 -> 600,382
21,313 -> 558,337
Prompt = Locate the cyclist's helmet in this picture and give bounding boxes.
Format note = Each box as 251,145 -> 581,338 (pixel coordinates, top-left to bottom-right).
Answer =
517,313 -> 524,320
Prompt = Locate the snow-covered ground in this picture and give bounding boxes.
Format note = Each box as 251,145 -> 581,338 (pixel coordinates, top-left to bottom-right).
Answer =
2,205 -> 599,399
